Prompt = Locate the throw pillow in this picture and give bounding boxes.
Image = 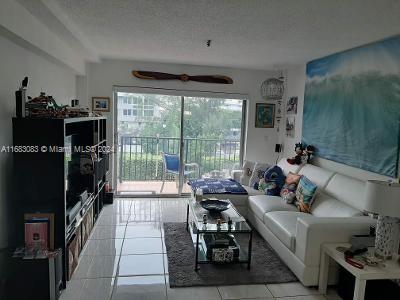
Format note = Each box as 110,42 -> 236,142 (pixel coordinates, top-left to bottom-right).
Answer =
280,183 -> 298,204
295,176 -> 318,213
280,172 -> 302,204
240,160 -> 255,186
258,178 -> 267,192
263,165 -> 286,196
249,162 -> 271,189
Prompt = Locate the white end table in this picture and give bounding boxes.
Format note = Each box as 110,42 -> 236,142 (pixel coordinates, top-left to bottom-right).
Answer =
319,243 -> 400,300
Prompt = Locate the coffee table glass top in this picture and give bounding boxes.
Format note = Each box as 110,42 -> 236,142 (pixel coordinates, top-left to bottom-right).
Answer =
187,198 -> 251,233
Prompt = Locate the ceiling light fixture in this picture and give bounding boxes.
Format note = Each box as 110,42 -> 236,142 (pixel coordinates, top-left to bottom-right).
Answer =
206,40 -> 212,47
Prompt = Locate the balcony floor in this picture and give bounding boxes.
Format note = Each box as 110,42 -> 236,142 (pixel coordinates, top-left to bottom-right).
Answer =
117,180 -> 192,195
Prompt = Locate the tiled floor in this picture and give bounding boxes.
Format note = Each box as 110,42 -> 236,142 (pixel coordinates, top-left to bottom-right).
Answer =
60,198 -> 341,300
117,181 -> 192,195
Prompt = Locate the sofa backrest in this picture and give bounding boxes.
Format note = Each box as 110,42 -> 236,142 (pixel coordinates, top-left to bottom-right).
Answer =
277,158 -> 303,175
276,159 -> 366,216
298,164 -> 334,190
324,173 -> 366,212
311,191 -> 363,217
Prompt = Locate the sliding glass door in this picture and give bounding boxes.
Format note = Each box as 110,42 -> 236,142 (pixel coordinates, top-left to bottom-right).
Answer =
115,90 -> 246,196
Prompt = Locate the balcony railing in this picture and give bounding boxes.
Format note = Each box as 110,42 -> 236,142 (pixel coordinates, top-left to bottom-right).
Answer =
118,136 -> 241,182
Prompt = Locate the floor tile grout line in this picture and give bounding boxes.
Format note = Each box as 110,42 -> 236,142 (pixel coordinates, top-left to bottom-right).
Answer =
109,219 -> 128,300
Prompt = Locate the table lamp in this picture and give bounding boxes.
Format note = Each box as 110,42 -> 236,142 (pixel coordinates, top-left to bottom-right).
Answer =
364,180 -> 400,259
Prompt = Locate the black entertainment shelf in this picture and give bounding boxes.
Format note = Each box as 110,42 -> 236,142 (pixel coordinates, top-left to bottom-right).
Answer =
12,116 -> 108,289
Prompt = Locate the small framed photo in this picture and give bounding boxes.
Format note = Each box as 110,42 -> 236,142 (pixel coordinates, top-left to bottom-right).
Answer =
286,96 -> 298,114
92,97 -> 111,112
286,116 -> 295,138
255,103 -> 275,128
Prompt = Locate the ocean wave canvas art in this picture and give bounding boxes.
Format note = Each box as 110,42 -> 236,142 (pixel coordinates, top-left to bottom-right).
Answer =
303,36 -> 400,177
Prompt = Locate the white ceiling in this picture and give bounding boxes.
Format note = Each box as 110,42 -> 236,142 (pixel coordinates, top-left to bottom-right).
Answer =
32,0 -> 400,69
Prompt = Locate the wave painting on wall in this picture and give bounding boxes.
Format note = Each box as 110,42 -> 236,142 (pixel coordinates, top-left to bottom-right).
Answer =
303,35 -> 400,177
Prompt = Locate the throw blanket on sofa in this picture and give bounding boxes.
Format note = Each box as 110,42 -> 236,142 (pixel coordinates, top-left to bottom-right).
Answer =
188,178 -> 248,195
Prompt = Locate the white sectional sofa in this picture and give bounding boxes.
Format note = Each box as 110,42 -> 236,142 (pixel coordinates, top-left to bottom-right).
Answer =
227,158 -> 376,286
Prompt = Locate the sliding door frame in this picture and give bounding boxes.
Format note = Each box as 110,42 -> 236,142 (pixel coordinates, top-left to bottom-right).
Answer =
113,85 -> 248,198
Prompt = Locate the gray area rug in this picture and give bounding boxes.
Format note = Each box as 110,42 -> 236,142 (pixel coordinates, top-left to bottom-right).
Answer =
164,222 -> 298,287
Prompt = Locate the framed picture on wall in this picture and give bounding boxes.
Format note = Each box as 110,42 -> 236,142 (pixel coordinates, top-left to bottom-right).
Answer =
286,116 -> 295,138
92,97 -> 111,112
255,103 -> 275,128
286,96 -> 298,114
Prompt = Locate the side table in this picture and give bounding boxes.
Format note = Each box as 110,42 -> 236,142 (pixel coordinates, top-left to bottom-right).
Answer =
319,243 -> 400,300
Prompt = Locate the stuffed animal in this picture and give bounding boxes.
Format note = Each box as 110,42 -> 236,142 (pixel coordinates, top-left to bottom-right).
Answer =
287,143 -> 315,165
262,165 -> 286,196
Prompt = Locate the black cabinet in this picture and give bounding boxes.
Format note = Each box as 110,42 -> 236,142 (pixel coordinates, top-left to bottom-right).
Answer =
12,117 -> 108,288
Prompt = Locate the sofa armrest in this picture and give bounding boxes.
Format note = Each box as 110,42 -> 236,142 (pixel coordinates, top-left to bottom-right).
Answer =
231,170 -> 243,183
295,216 -> 376,266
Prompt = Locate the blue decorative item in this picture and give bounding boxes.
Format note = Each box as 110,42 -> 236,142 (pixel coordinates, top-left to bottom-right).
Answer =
263,165 -> 286,196
303,35 -> 400,178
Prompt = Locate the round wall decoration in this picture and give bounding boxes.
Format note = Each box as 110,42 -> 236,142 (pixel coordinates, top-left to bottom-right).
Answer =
261,78 -> 284,100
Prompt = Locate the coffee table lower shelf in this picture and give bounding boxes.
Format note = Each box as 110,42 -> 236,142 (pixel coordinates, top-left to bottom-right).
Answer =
185,202 -> 253,271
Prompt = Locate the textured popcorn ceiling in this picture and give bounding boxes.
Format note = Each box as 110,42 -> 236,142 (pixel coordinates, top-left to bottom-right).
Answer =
51,0 -> 400,69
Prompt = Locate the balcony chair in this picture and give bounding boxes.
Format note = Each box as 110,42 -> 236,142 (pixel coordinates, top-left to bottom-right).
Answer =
160,152 -> 199,193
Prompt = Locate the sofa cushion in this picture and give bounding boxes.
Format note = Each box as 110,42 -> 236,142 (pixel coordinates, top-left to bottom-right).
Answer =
244,185 -> 264,196
311,192 -> 363,217
249,162 -> 271,189
277,158 -> 303,175
324,174 -> 366,211
240,160 -> 255,186
295,176 -> 318,213
263,211 -> 311,251
248,195 -> 297,221
298,164 -> 334,190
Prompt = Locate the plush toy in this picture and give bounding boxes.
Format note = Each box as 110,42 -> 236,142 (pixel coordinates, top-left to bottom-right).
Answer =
287,143 -> 315,165
262,165 -> 286,196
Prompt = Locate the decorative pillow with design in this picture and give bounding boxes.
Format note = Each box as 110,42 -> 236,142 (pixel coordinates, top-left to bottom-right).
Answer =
249,162 -> 271,189
240,160 -> 255,186
263,165 -> 286,196
280,172 -> 302,204
295,176 -> 318,213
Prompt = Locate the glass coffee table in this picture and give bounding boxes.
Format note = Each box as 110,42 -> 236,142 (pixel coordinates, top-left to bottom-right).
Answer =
186,198 -> 253,271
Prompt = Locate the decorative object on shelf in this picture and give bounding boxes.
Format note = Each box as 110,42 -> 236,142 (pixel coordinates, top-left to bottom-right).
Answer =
285,116 -> 295,137
212,248 -> 234,262
132,70 -> 233,84
92,97 -> 111,112
25,92 -> 68,118
24,213 -> 55,250
200,199 -> 231,212
203,214 -> 208,224
364,180 -> 400,259
260,76 -> 284,100
15,76 -> 28,118
287,143 -> 315,165
255,103 -> 275,128
71,99 -> 79,107
286,97 -> 298,114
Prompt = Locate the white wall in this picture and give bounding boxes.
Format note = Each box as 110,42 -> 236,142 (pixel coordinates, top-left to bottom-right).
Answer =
83,59 -> 281,187
0,0 -> 86,74
282,65 -> 397,182
0,34 -> 77,249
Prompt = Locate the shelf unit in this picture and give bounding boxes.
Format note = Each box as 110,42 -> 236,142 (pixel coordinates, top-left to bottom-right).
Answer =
12,116 -> 108,288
